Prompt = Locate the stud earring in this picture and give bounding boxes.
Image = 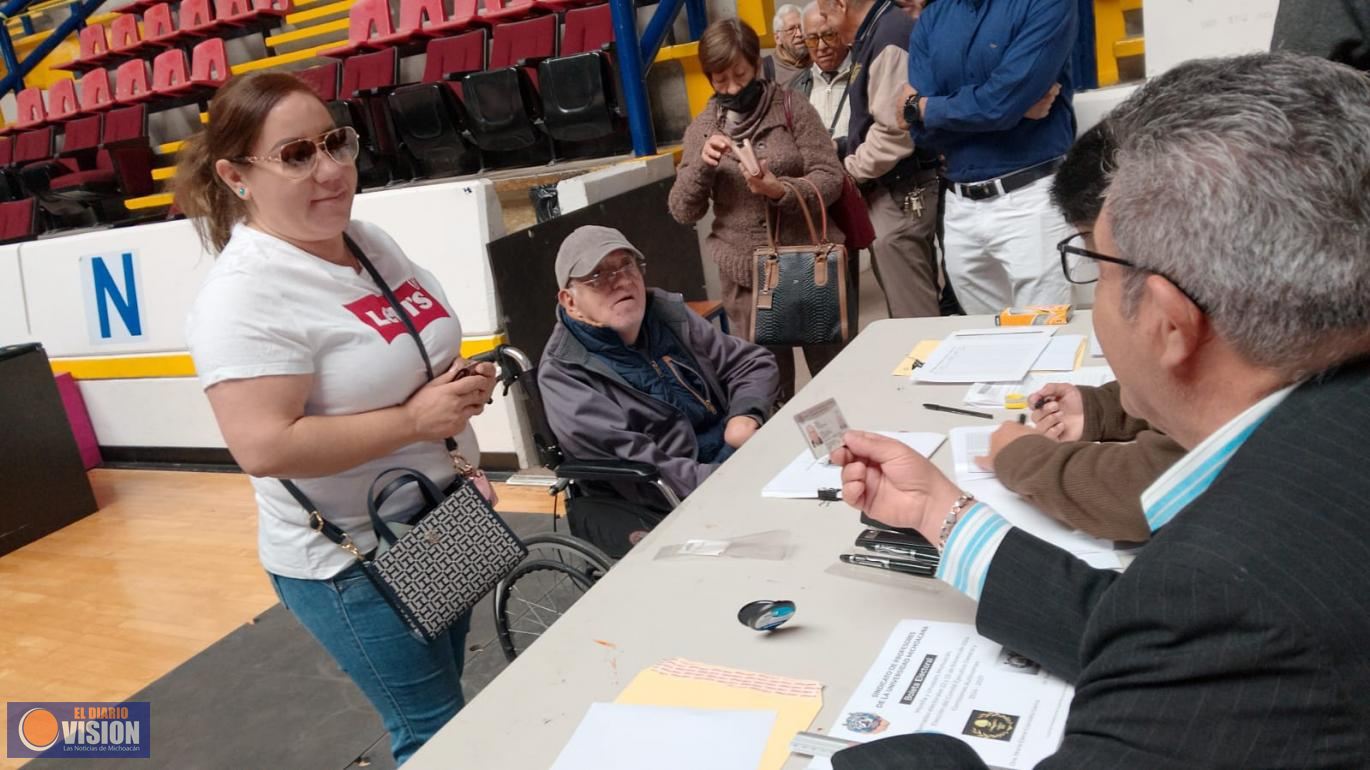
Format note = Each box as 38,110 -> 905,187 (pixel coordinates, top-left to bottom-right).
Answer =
237,187 -> 247,198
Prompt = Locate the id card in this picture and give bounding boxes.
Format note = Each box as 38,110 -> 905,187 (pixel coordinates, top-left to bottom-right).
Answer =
794,397 -> 850,459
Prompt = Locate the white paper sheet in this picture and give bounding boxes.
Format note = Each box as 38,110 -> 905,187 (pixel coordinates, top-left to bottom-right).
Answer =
763,432 -> 946,498
913,328 -> 1056,384
1089,334 -> 1104,358
963,367 -> 1116,408
551,703 -> 775,770
806,621 -> 1073,770
948,426 -> 1120,563
1030,335 -> 1085,371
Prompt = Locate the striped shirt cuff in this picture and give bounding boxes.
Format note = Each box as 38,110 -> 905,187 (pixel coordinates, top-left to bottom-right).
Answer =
935,503 -> 1012,602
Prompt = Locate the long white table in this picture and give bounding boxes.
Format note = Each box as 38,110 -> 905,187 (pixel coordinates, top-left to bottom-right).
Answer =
408,312 -> 1101,769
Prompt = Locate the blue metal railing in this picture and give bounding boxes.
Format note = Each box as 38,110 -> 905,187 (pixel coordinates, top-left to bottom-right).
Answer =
609,0 -> 708,157
0,0 -> 106,104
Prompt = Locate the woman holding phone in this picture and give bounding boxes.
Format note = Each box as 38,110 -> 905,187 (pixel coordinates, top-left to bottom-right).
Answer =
178,71 -> 494,764
669,17 -> 847,401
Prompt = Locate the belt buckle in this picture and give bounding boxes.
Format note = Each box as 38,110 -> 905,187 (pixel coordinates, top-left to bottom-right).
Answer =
964,181 -> 995,200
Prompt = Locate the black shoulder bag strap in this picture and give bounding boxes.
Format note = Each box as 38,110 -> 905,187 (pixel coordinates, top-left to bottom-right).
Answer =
280,232 -> 459,557
828,79 -> 851,137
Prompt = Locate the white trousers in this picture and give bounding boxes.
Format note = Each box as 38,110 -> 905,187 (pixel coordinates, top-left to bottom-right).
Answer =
943,175 -> 1076,315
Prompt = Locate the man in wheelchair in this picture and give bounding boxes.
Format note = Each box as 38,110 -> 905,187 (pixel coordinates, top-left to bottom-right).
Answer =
539,226 -> 780,557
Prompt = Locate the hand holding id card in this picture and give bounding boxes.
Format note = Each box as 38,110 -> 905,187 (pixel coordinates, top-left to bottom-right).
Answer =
794,398 -> 850,459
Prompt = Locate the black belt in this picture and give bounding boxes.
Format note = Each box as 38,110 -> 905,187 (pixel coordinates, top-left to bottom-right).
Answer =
948,158 -> 1063,201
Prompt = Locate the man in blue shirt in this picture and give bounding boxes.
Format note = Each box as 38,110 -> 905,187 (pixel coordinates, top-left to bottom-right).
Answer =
899,0 -> 1078,314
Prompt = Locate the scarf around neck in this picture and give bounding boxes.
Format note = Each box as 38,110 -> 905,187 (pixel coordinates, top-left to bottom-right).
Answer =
719,79 -> 779,141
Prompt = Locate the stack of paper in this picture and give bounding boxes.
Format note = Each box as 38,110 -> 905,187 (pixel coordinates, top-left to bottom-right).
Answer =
1030,334 -> 1087,371
615,658 -> 825,770
551,704 -> 774,770
807,621 -> 1073,770
963,366 -> 1116,408
763,432 -> 946,498
949,426 -> 1121,569
913,328 -> 1056,383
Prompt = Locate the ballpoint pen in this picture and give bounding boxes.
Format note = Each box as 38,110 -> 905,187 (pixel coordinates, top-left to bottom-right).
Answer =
922,402 -> 995,419
840,553 -> 937,576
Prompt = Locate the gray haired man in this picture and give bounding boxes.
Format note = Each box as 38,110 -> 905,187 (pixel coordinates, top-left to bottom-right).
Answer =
830,52 -> 1370,768
764,3 -> 812,87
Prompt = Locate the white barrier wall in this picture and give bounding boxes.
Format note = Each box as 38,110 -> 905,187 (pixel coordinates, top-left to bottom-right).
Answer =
8,178 -> 534,464
0,244 -> 31,345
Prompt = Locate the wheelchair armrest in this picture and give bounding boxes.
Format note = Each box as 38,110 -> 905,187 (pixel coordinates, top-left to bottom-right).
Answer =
557,460 -> 660,483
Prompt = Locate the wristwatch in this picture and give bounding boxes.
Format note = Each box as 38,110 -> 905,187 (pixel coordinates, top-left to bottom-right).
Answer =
903,91 -> 923,129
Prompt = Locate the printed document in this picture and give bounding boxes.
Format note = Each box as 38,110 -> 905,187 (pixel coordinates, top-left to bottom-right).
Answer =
807,620 -> 1072,770
914,328 -> 1056,384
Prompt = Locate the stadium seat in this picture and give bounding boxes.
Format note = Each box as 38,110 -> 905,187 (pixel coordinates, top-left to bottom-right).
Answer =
538,3 -> 625,151
15,88 -> 47,129
459,14 -> 556,165
189,37 -> 231,88
422,27 -> 487,94
374,0 -> 473,47
296,62 -> 341,101
69,24 -> 111,70
331,48 -> 410,185
478,0 -> 537,23
109,13 -> 142,54
8,127 -> 57,198
23,106 -> 155,227
0,137 -> 16,199
0,198 -> 38,244
178,0 -> 218,36
141,4 -> 178,46
215,0 -> 257,26
115,60 -> 155,104
323,0 -> 394,57
252,0 -> 293,17
45,79 -> 82,122
78,68 -> 115,114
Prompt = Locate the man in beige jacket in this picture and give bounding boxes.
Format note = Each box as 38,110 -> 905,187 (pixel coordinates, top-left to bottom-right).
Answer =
819,0 -> 942,319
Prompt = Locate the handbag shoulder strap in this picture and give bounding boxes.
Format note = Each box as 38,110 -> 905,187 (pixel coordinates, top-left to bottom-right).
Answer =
782,88 -> 793,132
829,82 -> 851,136
281,479 -> 365,559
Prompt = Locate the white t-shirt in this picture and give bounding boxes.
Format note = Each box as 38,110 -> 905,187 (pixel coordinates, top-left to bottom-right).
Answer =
185,220 -> 479,580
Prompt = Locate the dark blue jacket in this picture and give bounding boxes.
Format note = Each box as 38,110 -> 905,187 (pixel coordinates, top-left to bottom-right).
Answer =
907,0 -> 1078,182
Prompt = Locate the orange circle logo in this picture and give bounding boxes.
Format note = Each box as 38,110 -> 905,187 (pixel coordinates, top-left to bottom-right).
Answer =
17,708 -> 60,752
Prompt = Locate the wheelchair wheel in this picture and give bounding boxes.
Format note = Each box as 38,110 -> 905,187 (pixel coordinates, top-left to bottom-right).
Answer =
495,534 -> 614,661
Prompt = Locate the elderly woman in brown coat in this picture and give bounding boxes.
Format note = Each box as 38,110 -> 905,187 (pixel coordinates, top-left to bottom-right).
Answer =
669,17 -> 846,401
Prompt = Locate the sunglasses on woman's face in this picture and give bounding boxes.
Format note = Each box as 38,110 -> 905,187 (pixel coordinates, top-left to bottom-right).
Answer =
232,126 -> 360,180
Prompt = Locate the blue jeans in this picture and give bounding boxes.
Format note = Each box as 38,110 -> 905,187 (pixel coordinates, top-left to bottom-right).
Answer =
269,564 -> 471,765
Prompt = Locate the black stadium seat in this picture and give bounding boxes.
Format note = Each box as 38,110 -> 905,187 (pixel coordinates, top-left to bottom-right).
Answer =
537,3 -> 627,155
458,14 -> 557,167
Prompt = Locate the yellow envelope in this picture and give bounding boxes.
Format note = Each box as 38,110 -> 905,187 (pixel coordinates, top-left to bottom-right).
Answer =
615,658 -> 823,770
892,339 -> 942,376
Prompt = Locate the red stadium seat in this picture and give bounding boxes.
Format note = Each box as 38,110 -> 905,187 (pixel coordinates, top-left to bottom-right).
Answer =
151,48 -> 192,95
560,3 -> 611,54
488,13 -> 556,69
478,0 -> 536,23
109,13 -> 142,53
190,37 -> 231,88
421,28 -> 486,82
46,79 -> 81,122
296,62 -> 341,101
114,60 -> 154,104
141,3 -> 178,45
373,0 -> 472,47
214,0 -> 255,25
178,0 -> 218,35
15,88 -> 47,128
323,0 -> 394,57
76,24 -> 111,66
340,46 -> 398,96
252,0 -> 293,16
78,68 -> 115,113
0,198 -> 38,243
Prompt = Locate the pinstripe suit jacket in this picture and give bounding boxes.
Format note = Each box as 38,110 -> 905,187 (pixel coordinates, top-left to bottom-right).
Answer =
834,359 -> 1370,769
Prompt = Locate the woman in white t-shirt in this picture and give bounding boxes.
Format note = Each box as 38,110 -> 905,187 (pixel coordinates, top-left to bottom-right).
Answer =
177,72 -> 496,765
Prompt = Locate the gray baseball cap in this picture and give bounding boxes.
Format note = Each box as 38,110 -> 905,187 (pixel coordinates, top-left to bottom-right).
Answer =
555,226 -> 644,288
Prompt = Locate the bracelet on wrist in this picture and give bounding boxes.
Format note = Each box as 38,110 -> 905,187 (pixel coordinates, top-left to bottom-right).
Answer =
937,492 -> 976,550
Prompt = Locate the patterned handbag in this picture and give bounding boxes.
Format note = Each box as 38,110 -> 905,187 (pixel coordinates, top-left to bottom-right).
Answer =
283,469 -> 527,642
751,179 -> 852,347
278,234 -> 526,641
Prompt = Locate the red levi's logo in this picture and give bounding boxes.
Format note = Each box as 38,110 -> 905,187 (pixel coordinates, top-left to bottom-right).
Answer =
344,279 -> 451,343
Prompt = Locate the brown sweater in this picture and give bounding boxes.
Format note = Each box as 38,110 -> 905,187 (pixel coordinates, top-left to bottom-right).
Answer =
668,89 -> 845,289
994,381 -> 1188,542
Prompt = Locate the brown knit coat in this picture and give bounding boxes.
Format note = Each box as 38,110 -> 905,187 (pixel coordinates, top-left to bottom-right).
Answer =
994,381 -> 1188,542
668,88 -> 845,289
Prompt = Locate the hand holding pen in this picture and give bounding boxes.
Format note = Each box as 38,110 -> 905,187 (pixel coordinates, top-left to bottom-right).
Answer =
1028,383 -> 1085,441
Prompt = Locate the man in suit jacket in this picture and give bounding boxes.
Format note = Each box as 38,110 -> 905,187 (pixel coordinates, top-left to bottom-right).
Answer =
830,52 -> 1370,768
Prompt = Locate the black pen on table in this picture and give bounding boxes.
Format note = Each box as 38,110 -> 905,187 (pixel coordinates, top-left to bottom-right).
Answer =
840,553 -> 937,577
1018,414 -> 1027,425
922,403 -> 994,420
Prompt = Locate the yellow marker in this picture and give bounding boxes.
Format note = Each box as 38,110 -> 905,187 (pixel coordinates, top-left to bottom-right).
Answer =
1004,392 -> 1028,410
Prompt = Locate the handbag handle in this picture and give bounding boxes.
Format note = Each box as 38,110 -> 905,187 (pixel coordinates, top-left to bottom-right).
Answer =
765,180 -> 827,250
367,467 -> 446,547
